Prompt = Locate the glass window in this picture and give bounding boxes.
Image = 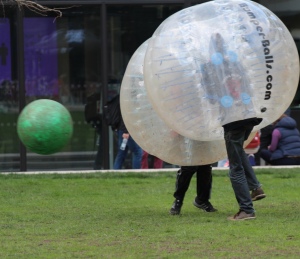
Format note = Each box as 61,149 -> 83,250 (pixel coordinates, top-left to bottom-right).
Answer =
107,4 -> 183,168
0,11 -> 20,172
23,6 -> 103,171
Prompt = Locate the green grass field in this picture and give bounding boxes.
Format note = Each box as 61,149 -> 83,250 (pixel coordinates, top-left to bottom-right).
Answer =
0,168 -> 299,258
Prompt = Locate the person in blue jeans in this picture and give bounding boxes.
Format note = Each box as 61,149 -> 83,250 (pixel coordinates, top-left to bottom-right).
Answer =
204,32 -> 266,221
223,119 -> 266,221
113,128 -> 143,169
104,93 -> 142,170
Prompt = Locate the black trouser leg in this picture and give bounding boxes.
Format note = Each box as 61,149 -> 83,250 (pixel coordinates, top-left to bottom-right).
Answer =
173,166 -> 197,202
195,164 -> 212,202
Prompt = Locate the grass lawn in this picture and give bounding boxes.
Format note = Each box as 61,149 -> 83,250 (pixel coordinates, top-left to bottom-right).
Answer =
0,168 -> 299,258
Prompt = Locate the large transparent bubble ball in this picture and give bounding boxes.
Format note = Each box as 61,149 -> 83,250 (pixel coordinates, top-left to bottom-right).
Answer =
120,39 -> 255,165
144,0 -> 299,141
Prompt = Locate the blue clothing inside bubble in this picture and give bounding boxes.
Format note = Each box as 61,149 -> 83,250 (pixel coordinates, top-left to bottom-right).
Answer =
227,50 -> 238,62
220,95 -> 233,107
241,92 -> 251,105
211,52 -> 223,65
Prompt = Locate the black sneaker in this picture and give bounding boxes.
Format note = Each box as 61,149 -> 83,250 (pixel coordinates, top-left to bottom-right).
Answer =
193,199 -> 217,212
169,199 -> 182,215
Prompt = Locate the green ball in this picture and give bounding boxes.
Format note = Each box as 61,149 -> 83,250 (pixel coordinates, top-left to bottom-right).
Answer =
17,99 -> 73,155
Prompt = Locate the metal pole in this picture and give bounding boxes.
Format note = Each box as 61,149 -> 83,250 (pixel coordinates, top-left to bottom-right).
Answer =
16,7 -> 27,171
101,3 -> 110,169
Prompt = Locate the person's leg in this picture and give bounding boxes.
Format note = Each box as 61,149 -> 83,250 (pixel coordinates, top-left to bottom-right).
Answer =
113,130 -> 128,169
170,166 -> 196,215
224,127 -> 254,214
254,125 -> 273,165
153,157 -> 163,169
128,137 -> 142,169
260,150 -> 300,165
149,154 -> 154,168
141,150 -> 149,169
242,126 -> 266,201
269,157 -> 300,165
193,164 -> 217,212
242,148 -> 261,190
260,149 -> 273,164
296,158 -> 300,165
195,164 -> 212,202
93,128 -> 103,170
173,166 -> 196,201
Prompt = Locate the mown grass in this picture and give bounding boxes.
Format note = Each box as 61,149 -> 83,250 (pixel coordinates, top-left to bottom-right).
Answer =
0,168 -> 299,258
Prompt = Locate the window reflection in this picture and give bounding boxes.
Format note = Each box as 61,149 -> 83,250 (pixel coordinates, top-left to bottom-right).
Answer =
107,4 -> 182,168
0,14 -> 19,171
23,7 -> 102,171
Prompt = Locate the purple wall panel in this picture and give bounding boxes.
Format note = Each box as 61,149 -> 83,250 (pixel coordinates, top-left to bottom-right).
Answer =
24,18 -> 59,97
0,18 -> 12,84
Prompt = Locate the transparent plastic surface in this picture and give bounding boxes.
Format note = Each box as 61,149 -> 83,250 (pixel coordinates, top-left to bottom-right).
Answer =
120,39 -> 255,165
144,0 -> 299,141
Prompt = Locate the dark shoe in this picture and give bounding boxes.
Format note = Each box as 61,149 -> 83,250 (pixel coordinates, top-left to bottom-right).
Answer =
251,187 -> 266,201
227,210 -> 256,221
169,200 -> 182,215
193,200 -> 217,212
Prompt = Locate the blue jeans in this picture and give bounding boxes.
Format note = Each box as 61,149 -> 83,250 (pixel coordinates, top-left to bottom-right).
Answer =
224,125 -> 261,214
113,130 -> 142,169
261,149 -> 300,165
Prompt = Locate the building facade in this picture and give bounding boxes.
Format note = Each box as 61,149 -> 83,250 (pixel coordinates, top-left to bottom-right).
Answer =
0,0 -> 300,171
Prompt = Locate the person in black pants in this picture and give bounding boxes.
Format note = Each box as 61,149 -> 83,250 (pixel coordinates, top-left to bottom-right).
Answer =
169,165 -> 217,215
